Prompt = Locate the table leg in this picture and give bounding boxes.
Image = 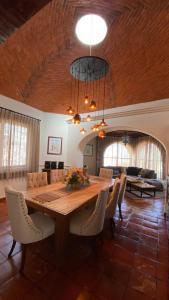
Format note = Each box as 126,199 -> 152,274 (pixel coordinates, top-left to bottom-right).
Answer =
54,214 -> 70,265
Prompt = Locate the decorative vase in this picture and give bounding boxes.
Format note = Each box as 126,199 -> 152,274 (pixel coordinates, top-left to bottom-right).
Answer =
67,183 -> 81,190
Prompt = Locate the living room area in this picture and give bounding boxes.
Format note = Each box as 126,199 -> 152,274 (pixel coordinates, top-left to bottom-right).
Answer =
84,129 -> 166,198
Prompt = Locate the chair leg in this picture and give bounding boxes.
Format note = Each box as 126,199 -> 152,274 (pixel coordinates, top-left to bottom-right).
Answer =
96,232 -> 104,246
91,234 -> 104,257
8,239 -> 16,257
118,203 -> 123,220
20,244 -> 26,273
109,218 -> 115,237
91,236 -> 98,256
112,218 -> 116,229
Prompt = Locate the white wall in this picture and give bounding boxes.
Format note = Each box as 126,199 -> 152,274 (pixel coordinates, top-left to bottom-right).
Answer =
40,113 -> 68,168
83,137 -> 97,175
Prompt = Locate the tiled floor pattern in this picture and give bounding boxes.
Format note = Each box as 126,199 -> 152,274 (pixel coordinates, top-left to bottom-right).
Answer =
0,192 -> 168,300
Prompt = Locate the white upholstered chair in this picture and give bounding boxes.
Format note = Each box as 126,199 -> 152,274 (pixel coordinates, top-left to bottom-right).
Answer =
99,168 -> 113,179
105,178 -> 121,235
5,186 -> 55,271
70,189 -> 109,252
118,173 -> 127,219
50,169 -> 65,183
27,172 -> 48,188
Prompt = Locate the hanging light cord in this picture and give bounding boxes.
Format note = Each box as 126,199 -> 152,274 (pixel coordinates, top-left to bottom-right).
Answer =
77,65 -> 80,113
103,71 -> 106,120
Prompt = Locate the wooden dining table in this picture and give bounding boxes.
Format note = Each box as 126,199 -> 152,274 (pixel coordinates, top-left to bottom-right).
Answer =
23,176 -> 114,263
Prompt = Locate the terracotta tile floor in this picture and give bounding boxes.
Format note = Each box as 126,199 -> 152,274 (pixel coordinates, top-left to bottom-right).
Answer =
0,193 -> 168,300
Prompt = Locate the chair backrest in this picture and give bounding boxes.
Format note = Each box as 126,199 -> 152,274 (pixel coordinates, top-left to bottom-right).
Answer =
83,188 -> 109,236
50,169 -> 65,183
99,168 -> 113,179
106,178 -> 121,219
27,172 -> 48,188
118,173 -> 127,205
5,186 -> 42,244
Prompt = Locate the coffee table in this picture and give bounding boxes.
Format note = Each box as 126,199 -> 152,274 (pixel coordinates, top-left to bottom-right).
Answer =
127,178 -> 156,198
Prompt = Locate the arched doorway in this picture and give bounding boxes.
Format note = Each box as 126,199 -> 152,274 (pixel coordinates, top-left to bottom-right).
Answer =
82,129 -> 167,179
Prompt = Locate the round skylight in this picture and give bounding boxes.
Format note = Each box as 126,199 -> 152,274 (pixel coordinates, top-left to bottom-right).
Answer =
75,14 -> 107,46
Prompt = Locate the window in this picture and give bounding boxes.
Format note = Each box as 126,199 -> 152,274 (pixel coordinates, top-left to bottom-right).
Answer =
104,142 -> 131,167
2,123 -> 27,167
136,140 -> 163,179
0,107 -> 40,179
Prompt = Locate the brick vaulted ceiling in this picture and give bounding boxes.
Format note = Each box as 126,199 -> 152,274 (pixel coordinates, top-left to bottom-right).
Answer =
0,0 -> 169,114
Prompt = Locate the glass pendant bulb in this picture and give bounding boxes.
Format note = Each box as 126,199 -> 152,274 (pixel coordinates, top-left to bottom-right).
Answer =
84,96 -> 89,104
98,130 -> 106,139
89,100 -> 96,110
86,114 -> 92,122
66,106 -> 74,115
91,125 -> 96,132
73,113 -> 81,125
80,128 -> 86,135
91,124 -> 100,132
99,118 -> 108,127
71,117 -> 75,124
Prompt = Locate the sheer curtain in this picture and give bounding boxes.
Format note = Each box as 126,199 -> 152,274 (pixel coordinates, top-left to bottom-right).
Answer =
0,107 -> 40,179
134,137 -> 165,179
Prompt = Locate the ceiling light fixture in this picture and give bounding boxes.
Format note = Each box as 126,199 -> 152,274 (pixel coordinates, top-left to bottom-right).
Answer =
66,106 -> 74,115
86,114 -> 92,122
75,14 -> 107,46
91,124 -> 100,132
98,129 -> 106,139
99,118 -> 108,127
84,96 -> 89,104
122,133 -> 129,146
70,56 -> 109,128
89,100 -> 96,110
80,128 -> 86,135
73,113 -> 81,125
68,14 -> 109,137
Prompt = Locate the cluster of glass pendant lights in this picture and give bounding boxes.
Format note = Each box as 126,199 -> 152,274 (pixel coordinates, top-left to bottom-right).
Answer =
66,14 -> 109,138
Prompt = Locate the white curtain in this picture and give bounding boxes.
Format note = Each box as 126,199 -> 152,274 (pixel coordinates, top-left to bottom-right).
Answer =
0,107 -> 40,179
134,137 -> 165,179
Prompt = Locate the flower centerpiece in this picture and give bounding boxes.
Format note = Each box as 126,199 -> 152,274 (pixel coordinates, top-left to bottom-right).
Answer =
64,168 -> 90,190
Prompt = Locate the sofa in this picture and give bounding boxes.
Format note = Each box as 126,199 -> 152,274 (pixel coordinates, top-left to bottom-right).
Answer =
126,167 -> 157,179
100,166 -> 164,191
126,167 -> 164,191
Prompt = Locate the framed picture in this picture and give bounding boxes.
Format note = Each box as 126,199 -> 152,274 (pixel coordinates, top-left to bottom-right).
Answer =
47,136 -> 62,155
84,144 -> 93,156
